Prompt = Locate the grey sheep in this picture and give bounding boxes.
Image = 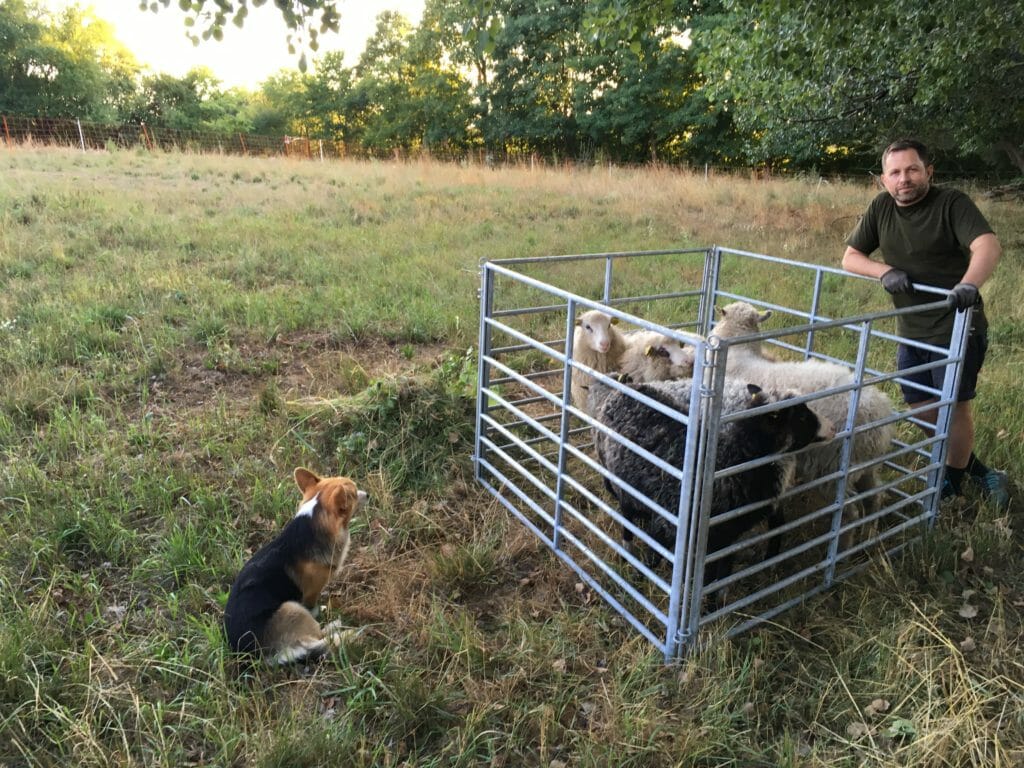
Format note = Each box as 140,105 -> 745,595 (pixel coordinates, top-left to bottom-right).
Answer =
588,376 -> 831,590
710,301 -> 897,526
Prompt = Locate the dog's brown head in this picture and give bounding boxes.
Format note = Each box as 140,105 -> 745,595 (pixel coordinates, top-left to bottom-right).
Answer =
293,467 -> 367,539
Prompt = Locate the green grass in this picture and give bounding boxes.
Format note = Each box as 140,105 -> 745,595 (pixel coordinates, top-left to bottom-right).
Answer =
1,147 -> 1022,766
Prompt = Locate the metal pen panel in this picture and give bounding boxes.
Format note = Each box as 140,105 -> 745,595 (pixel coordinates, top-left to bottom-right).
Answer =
475,247 -> 967,660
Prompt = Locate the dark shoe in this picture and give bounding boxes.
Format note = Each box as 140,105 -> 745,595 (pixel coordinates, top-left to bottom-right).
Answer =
940,476 -> 959,501
971,469 -> 1010,510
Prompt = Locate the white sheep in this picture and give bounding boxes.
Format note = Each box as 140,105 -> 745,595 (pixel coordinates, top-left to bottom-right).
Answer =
569,311 -> 698,412
568,309 -> 629,412
710,301 -> 897,528
617,330 -> 697,383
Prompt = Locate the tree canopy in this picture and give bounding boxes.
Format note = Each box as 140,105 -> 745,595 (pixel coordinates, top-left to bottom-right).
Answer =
1,0 -> 1020,174
699,0 -> 1024,173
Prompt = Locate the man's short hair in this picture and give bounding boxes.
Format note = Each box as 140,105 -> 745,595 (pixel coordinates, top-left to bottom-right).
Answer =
882,138 -> 931,168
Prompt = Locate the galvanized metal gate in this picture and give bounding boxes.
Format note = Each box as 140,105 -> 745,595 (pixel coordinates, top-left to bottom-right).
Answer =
473,246 -> 970,660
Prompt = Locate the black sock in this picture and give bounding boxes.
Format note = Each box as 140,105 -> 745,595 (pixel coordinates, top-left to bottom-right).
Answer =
965,453 -> 990,479
946,466 -> 967,494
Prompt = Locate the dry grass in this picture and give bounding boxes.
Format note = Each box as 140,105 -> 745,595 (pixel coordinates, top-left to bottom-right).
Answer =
1,147 -> 1022,767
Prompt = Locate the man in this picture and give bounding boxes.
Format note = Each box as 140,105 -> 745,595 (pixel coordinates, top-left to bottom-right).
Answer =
842,138 -> 1009,509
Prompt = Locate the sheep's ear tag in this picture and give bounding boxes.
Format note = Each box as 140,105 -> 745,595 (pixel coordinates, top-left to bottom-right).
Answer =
758,310 -> 773,322
644,344 -> 654,357
746,383 -> 767,406
610,317 -> 619,325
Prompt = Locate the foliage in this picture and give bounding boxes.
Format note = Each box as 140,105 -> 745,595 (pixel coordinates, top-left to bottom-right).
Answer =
700,0 -> 1024,172
478,0 -> 589,156
144,0 -> 341,72
2,0 -> 1021,171
123,68 -> 255,132
0,1 -> 140,121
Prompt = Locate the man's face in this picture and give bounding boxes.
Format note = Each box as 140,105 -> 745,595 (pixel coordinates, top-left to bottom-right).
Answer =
881,149 -> 933,206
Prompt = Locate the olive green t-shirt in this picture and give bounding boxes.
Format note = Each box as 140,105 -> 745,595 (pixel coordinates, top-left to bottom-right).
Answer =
845,186 -> 992,343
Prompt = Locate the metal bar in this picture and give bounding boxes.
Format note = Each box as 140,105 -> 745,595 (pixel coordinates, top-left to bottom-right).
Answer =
551,302 -> 578,549
681,338 -> 729,653
806,268 -> 824,357
489,248 -> 707,266
474,264 -> 495,482
663,340 -> 710,660
823,319 -> 873,587
924,307 -> 971,525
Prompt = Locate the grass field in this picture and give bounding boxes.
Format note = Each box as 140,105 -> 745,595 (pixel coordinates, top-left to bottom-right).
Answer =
1,147 -> 1023,767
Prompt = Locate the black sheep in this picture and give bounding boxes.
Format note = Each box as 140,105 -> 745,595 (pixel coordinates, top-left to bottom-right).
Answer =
589,377 -> 828,589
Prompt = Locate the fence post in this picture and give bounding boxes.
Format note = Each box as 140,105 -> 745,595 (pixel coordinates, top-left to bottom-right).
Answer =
140,122 -> 154,151
2,115 -> 10,148
76,119 -> 86,152
238,133 -> 247,155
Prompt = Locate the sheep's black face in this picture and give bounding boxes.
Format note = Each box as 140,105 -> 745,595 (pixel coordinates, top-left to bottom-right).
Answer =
743,385 -> 823,453
773,399 -> 823,451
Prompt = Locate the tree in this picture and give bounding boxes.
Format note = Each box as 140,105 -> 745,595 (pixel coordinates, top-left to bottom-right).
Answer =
303,51 -> 355,140
47,4 -> 140,121
249,68 -> 308,135
573,3 -> 739,164
346,11 -> 474,154
700,0 -> 1024,173
479,0 -> 589,157
128,67 -> 253,132
0,1 -> 141,121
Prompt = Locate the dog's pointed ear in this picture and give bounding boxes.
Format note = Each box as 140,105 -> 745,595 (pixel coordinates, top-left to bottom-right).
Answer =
294,467 -> 321,493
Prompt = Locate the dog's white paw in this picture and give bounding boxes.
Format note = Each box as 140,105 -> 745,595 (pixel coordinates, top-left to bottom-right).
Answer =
322,620 -> 363,648
270,639 -> 327,666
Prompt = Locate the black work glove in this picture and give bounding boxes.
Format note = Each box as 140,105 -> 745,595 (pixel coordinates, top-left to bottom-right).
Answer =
880,268 -> 914,294
948,282 -> 980,310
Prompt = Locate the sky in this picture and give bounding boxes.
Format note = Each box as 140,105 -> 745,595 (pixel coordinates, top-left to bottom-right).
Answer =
44,0 -> 425,89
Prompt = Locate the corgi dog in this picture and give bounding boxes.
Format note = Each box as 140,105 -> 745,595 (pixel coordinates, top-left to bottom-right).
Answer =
224,467 -> 367,665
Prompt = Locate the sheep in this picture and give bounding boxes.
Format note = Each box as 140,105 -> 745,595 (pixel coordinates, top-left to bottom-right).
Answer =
588,376 -> 832,589
569,309 -> 629,412
569,311 -> 697,412
616,330 -> 697,383
710,301 -> 897,525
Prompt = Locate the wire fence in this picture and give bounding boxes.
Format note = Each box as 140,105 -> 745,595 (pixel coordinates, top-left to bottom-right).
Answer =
0,113 -> 882,179
0,113 -> 593,167
5,112 -> 1012,188
0,114 -> 351,160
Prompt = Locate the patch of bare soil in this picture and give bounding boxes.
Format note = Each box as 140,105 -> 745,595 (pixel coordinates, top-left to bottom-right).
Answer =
147,332 -> 453,418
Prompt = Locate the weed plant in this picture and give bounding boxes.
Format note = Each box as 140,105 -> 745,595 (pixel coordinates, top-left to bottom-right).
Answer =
1,148 -> 1022,766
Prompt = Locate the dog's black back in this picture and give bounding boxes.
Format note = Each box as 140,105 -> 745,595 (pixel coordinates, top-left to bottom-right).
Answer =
224,515 -> 315,653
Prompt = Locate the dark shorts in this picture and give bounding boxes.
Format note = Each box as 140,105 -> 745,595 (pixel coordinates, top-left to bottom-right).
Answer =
897,332 -> 988,404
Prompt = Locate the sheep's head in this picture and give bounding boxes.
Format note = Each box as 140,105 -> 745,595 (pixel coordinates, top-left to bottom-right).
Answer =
744,384 -> 834,449
646,338 -> 697,376
576,310 -> 618,354
712,302 -> 772,338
